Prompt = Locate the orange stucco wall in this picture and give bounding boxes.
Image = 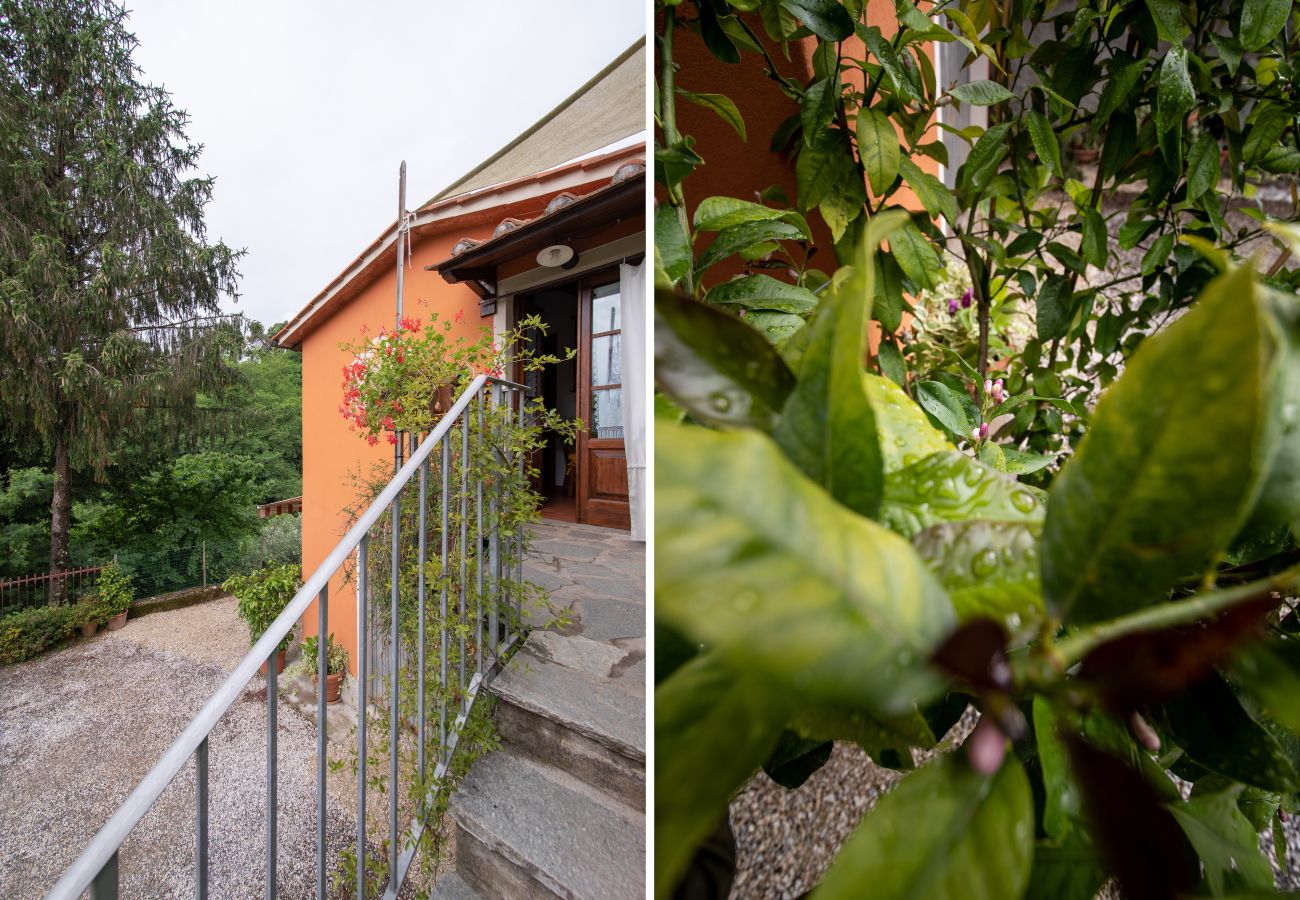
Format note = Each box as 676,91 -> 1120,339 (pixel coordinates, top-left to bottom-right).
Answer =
664,10 -> 939,296
295,174 -> 645,672
298,229 -> 492,670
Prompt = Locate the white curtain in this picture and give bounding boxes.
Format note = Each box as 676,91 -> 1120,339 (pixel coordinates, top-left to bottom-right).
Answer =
620,260 -> 647,542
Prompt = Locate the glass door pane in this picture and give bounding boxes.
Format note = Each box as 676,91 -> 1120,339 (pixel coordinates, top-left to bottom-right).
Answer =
588,281 -> 622,439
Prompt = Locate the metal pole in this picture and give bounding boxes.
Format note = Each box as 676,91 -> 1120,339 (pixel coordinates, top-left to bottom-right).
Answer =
476,391 -> 484,675
440,436 -> 450,763
417,443 -> 428,794
315,585 -> 328,900
266,653 -> 277,900
356,539 -> 368,900
394,161 -> 407,477
196,739 -> 208,900
459,411 -> 468,699
201,542 -> 207,589
389,492 -> 400,887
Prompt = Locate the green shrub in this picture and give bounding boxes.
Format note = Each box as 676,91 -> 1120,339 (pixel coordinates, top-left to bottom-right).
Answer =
93,561 -> 134,620
302,632 -> 348,676
223,563 -> 300,653
0,604 -> 78,665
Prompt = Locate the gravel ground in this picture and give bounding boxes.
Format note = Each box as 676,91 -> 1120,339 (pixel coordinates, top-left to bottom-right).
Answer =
730,727 -> 1300,899
0,598 -> 356,899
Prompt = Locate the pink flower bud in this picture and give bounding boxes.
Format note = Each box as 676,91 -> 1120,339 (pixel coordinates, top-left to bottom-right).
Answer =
961,288 -> 973,309
948,298 -> 960,314
971,426 -> 981,441
979,422 -> 989,440
983,379 -> 993,396
968,717 -> 1006,775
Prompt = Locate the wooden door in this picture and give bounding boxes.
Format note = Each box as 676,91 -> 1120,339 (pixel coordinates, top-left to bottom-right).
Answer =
577,274 -> 630,529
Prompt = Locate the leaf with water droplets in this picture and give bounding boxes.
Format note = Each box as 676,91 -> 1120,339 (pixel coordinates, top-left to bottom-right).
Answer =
881,451 -> 1045,539
912,520 -> 1044,635
656,421 -> 955,716
815,752 -> 1033,899
1043,266 -> 1275,625
1167,786 -> 1274,896
654,288 -> 795,431
863,373 -> 951,473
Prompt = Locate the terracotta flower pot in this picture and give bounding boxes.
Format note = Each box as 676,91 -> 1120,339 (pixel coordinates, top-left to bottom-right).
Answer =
315,672 -> 344,704
107,611 -> 127,631
260,649 -> 286,675
1071,147 -> 1100,164
80,620 -> 98,638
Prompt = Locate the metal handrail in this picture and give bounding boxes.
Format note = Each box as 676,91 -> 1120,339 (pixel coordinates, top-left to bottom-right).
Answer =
48,373 -> 533,899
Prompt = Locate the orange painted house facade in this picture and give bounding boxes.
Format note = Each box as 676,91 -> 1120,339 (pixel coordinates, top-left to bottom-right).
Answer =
273,143 -> 646,668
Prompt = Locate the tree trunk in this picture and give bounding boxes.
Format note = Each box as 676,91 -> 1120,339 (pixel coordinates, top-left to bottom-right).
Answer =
48,432 -> 72,604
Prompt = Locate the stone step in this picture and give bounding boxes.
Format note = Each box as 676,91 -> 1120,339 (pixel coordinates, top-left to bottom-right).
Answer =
449,749 -> 645,899
489,631 -> 645,809
430,870 -> 482,899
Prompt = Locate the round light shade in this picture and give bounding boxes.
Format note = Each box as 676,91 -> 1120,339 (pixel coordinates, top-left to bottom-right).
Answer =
537,244 -> 576,268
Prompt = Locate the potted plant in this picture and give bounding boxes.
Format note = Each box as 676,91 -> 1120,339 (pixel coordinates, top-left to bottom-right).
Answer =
302,632 -> 349,703
96,561 -> 134,631
75,600 -> 99,638
223,563 -> 300,674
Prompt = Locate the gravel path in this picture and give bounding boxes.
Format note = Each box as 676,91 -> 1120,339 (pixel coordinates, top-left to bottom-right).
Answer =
0,598 -> 355,899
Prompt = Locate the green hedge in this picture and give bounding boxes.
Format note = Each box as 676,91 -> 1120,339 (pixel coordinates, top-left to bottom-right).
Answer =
0,602 -> 93,666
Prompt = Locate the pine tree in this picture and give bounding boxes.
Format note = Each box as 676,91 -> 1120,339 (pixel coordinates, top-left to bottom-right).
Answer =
0,0 -> 242,600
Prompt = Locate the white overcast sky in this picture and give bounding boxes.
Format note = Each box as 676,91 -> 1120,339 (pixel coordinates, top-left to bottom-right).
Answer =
123,1 -> 646,328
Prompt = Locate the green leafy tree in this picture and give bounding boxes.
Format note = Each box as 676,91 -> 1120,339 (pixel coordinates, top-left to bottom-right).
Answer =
0,0 -> 242,600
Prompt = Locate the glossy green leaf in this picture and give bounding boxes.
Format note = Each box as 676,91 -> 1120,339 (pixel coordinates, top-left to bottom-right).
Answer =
1079,208 -> 1107,269
815,753 -> 1033,900
1042,267 -> 1274,624
1145,0 -> 1189,42
707,274 -> 819,315
1034,699 -> 1083,842
1230,636 -> 1300,738
694,196 -> 808,234
915,381 -> 972,439
696,219 -> 805,272
797,128 -> 858,212
1241,0 -> 1293,51
1156,47 -> 1195,136
889,216 -> 941,292
779,0 -> 854,40
1026,110 -> 1063,178
912,520 -> 1044,630
655,421 -> 955,715
951,79 -> 1016,106
654,289 -> 794,431
882,450 -> 1046,539
861,25 -> 918,100
1186,132 -> 1220,202
960,124 -> 1012,196
773,215 -> 906,518
876,338 -> 906,388
863,373 -> 950,473
1035,273 -> 1073,342
857,109 -> 901,197
655,653 -> 786,898
743,310 -> 804,345
1168,787 -> 1275,895
873,253 -> 907,331
1166,673 -> 1299,793
802,77 -> 840,148
1094,56 -> 1145,126
1024,834 -> 1107,900
899,156 -> 958,225
654,205 -> 692,285
677,89 -> 747,141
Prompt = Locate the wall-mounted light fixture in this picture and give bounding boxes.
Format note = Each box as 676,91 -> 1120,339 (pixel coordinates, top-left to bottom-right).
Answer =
537,244 -> 578,269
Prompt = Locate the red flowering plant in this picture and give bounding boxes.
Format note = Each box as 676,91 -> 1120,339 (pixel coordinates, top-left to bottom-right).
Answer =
339,311 -> 574,446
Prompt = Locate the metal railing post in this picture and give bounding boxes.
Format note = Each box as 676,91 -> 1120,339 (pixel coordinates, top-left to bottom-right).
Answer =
356,538 -> 369,900
316,584 -> 328,900
266,652 -> 278,900
417,443 -> 428,795
388,489 -> 400,890
488,385 -> 500,664
196,738 -> 208,900
459,411 -> 469,700
90,853 -> 118,900
517,389 -> 526,628
440,434 -> 451,765
476,391 -> 484,675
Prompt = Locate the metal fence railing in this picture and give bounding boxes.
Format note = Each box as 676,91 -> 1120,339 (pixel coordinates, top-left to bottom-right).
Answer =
48,374 -> 533,899
0,564 -> 104,616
